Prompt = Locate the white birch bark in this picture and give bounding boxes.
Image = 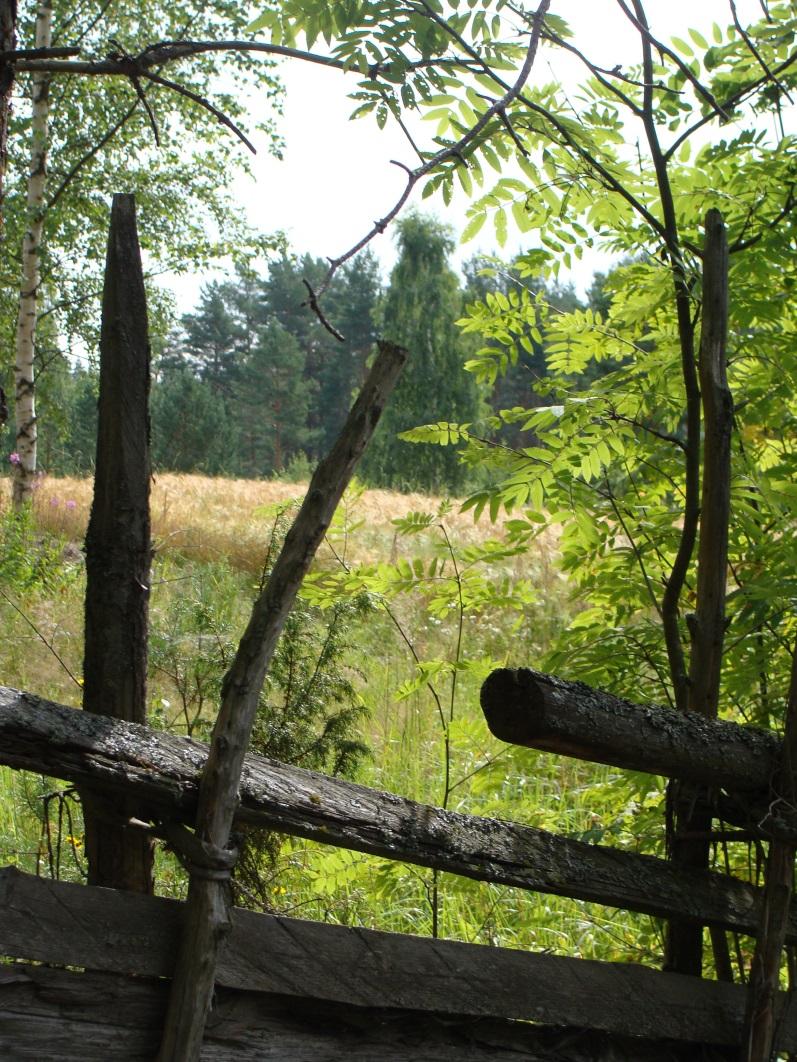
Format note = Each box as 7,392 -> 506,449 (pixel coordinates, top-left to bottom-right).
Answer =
12,0 -> 52,507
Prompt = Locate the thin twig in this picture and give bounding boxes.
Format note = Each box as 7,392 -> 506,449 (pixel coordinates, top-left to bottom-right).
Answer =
0,586 -> 82,689
306,0 -> 551,334
301,279 -> 344,341
140,68 -> 254,153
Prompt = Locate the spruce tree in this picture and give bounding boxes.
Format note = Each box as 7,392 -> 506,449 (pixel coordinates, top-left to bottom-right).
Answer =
364,213 -> 480,493
235,320 -> 312,475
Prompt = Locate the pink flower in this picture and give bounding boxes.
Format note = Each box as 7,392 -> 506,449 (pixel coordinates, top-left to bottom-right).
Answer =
65,500 -> 76,510
50,497 -> 60,507
8,452 -> 20,465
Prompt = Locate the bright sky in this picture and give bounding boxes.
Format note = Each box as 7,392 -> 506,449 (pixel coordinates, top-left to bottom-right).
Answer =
172,0 -> 771,308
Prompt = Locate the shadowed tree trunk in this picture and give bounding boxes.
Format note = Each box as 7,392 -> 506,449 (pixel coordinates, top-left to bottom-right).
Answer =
81,193 -> 153,893
665,209 -> 731,978
0,0 -> 17,219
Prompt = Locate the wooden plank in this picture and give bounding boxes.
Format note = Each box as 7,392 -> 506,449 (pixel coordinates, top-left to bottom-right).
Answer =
0,686 -> 793,941
0,964 -> 734,1061
742,645 -> 797,1061
0,870 -> 787,1050
481,667 -> 779,792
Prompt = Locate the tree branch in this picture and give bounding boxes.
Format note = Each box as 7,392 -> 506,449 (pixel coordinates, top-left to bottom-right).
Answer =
307,0 -> 551,321
742,644 -> 797,1062
614,0 -> 731,121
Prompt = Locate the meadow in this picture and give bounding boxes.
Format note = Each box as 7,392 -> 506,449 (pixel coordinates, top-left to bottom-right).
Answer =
0,472 -> 665,965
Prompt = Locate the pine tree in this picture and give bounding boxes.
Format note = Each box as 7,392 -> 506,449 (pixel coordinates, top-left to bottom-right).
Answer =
364,213 -> 481,492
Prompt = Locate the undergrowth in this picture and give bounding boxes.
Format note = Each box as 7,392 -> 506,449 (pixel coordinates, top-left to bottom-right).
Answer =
0,474 -> 677,966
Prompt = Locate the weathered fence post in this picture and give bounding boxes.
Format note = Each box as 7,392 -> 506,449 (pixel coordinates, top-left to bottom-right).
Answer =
81,193 -> 153,893
742,645 -> 797,1062
666,208 -> 730,978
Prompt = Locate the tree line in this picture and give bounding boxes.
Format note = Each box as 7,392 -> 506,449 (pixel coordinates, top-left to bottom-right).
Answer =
4,210 -> 603,495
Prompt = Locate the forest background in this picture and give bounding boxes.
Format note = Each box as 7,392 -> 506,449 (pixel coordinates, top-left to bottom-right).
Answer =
1,0 -> 796,984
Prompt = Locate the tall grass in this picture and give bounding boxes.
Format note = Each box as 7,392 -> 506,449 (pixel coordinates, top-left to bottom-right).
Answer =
0,472 -> 665,966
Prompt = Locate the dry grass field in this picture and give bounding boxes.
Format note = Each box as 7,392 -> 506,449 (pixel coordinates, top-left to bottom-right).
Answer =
0,472 -> 529,571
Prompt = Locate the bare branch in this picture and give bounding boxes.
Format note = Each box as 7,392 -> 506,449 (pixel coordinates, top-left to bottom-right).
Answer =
306,0 -> 552,332
140,68 -> 255,153
0,46 -> 78,58
614,0 -> 731,121
13,38 -> 480,78
301,279 -> 344,341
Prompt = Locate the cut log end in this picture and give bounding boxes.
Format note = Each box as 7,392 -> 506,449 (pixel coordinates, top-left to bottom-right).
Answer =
480,667 -> 544,743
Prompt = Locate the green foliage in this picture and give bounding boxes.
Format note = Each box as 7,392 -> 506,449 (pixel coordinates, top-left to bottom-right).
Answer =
363,212 -> 483,491
150,250 -> 381,478
151,365 -> 232,475
0,505 -> 70,596
1,0 -> 284,420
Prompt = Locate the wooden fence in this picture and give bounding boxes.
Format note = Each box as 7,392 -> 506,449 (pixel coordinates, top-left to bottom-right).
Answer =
1,196 -> 793,1059
1,676 -> 796,1059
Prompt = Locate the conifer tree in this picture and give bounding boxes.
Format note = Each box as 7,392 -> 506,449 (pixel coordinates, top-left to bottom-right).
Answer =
364,213 -> 481,492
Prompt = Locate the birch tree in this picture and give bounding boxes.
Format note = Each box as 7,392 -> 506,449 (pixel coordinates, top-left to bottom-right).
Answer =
2,0 -> 283,492
11,0 -> 51,507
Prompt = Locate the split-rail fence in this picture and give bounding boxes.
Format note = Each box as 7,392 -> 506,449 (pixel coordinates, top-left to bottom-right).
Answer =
1,197 -> 793,1060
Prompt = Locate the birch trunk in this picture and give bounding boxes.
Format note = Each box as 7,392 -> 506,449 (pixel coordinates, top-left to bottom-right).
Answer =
11,0 -> 51,508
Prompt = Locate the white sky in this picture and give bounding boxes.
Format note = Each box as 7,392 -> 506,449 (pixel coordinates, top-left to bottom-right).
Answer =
170,0 -> 771,309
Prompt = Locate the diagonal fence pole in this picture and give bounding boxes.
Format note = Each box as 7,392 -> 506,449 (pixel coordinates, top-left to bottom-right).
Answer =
156,338 -> 407,1061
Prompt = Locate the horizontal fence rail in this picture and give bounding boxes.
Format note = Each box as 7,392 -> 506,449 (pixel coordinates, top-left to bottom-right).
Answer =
2,867 -> 795,1052
0,962 -> 737,1062
0,685 -> 794,940
481,668 -> 780,793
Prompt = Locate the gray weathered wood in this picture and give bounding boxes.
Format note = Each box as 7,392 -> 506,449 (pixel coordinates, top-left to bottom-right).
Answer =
0,869 -> 792,1050
687,207 -> 731,720
481,667 -> 779,792
0,685 -> 794,942
82,192 -> 153,894
159,338 -> 409,1061
0,963 -> 735,1061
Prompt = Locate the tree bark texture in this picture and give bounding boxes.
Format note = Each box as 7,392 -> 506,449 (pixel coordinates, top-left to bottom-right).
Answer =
742,646 -> 797,1062
0,0 -> 16,219
0,963 -> 737,1062
667,209 -> 731,977
157,339 -> 408,1062
1,868 -> 794,1053
1,685 -> 796,943
687,208 -> 731,719
481,668 -> 779,794
11,0 -> 50,508
81,193 -> 153,893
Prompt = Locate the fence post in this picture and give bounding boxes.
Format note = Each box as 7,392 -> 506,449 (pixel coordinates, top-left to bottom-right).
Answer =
81,193 -> 153,893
